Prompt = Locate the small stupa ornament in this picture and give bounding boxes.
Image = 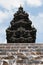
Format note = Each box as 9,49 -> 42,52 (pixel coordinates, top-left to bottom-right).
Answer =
6,6 -> 37,43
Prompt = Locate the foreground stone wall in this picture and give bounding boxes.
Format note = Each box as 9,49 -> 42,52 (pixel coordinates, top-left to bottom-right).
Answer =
0,43 -> 43,65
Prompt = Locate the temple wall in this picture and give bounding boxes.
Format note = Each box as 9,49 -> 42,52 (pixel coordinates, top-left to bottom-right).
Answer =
0,43 -> 43,65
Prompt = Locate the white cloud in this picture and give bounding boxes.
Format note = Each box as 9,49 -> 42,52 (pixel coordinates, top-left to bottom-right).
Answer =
26,0 -> 42,7
0,0 -> 24,10
0,0 -> 43,11
29,13 -> 43,43
0,11 -> 7,23
38,13 -> 43,17
0,27 -> 6,43
0,11 -> 13,43
30,13 -> 43,32
0,11 -> 12,23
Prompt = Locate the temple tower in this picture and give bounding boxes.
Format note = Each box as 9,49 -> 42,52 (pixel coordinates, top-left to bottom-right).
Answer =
6,6 -> 37,43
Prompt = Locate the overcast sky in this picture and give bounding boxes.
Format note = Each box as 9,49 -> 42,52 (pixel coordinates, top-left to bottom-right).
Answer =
0,0 -> 43,43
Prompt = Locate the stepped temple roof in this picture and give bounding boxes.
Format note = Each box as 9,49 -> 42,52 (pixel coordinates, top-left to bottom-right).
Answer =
6,6 -> 37,43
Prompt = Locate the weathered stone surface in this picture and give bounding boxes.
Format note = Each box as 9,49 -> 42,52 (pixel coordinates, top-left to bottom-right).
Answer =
0,43 -> 43,65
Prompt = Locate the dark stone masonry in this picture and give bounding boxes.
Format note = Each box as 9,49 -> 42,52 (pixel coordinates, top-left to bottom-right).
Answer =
6,6 -> 37,43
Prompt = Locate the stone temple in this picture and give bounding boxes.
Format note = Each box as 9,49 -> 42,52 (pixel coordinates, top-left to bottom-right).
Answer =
6,6 -> 37,43
0,6 -> 43,65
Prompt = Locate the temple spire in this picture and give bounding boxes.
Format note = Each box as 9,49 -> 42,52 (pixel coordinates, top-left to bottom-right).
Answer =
6,6 -> 37,43
18,4 -> 23,12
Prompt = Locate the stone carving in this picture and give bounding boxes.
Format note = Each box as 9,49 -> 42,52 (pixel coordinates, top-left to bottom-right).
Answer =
6,6 -> 37,43
3,61 -> 8,65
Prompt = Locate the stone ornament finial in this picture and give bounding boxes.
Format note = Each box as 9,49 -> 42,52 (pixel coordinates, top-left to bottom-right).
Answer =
20,4 -> 22,7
